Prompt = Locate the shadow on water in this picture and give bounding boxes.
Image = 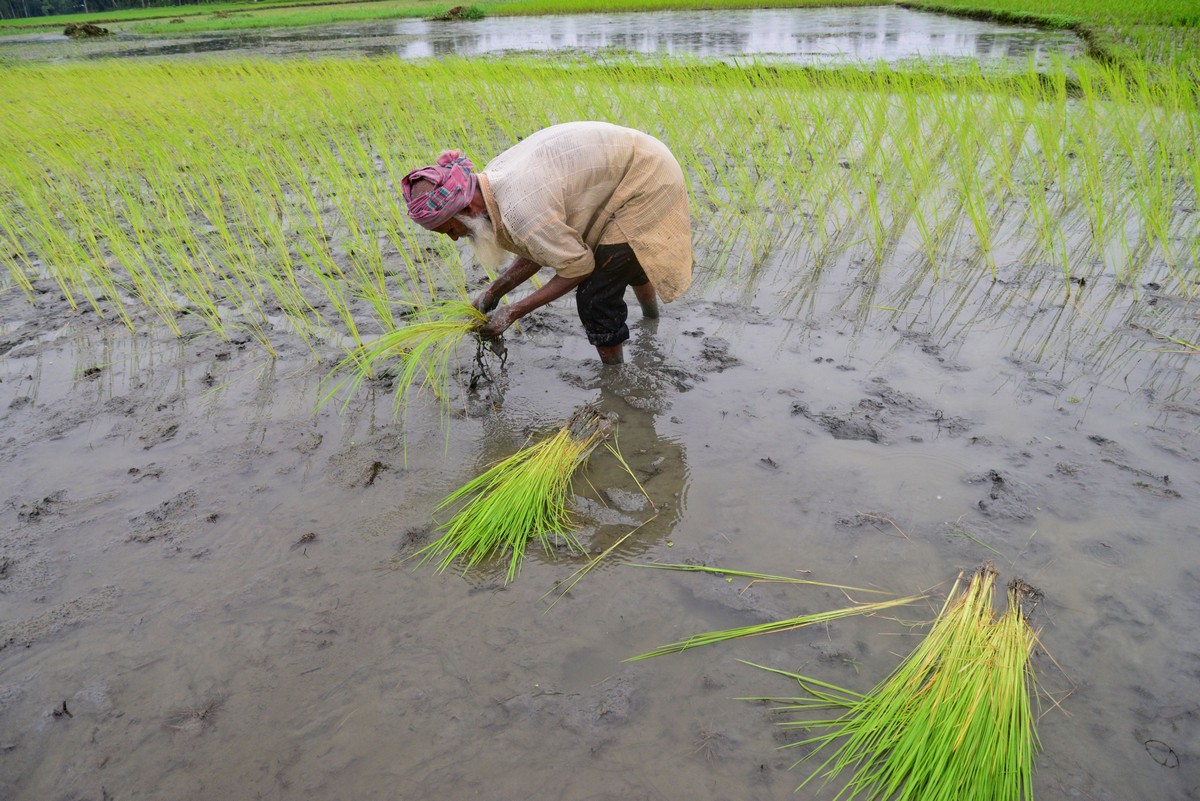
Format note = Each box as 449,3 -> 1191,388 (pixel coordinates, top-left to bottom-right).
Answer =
0,8 -> 1085,63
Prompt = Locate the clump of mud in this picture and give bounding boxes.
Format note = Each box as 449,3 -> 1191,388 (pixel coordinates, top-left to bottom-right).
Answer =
64,23 -> 110,38
967,469 -> 1037,520
791,378 -> 974,444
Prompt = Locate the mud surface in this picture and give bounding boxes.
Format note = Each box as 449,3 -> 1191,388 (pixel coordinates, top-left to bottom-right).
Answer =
2,230 -> 1199,796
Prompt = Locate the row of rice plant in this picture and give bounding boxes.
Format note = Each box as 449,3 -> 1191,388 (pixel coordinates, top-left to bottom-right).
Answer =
2,57 -> 1196,393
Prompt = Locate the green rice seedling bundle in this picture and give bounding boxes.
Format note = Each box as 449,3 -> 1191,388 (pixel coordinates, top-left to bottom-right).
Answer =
323,298 -> 486,419
418,405 -> 615,583
750,564 -> 1041,800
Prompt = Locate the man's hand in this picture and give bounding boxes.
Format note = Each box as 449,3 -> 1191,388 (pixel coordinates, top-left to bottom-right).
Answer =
472,288 -> 499,315
477,305 -> 518,339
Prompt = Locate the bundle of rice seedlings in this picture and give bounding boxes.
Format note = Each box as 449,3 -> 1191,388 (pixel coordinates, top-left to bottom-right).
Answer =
417,406 -> 614,583
322,298 -> 486,419
749,564 -> 1041,800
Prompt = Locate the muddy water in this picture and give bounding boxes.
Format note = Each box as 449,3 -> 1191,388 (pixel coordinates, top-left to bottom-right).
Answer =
1,214 -> 1197,799
0,7 -> 1085,64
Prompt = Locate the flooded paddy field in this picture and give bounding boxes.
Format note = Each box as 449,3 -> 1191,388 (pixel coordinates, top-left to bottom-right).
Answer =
1,25 -> 1198,801
3,194 -> 1198,800
0,6 -> 1085,64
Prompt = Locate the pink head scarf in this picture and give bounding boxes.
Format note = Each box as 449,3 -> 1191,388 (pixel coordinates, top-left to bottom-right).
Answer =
401,150 -> 478,230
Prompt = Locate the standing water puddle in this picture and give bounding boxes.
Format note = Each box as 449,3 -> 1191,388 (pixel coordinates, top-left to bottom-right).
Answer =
3,7 -> 1085,63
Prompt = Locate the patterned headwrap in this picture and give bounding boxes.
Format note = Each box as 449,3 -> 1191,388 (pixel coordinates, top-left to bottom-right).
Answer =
401,150 -> 478,230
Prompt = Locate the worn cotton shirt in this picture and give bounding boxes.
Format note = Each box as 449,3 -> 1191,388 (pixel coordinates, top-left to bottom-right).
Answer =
477,121 -> 693,302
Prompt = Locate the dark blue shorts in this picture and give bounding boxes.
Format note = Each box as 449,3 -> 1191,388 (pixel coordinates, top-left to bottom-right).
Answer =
575,243 -> 650,347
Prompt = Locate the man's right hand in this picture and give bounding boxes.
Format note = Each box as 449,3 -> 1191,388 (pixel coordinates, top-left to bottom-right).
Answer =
472,288 -> 499,315
477,305 -> 518,339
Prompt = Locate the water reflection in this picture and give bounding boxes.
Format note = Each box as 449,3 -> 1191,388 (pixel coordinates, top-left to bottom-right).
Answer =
66,8 -> 1084,63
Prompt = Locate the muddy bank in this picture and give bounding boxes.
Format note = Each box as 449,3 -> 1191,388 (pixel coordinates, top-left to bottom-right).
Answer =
1,230 -> 1198,799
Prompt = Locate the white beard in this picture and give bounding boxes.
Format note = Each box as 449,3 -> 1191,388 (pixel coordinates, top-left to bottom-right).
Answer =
459,214 -> 508,271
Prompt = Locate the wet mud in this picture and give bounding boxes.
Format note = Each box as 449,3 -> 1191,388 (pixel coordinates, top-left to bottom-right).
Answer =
2,191 -> 1199,799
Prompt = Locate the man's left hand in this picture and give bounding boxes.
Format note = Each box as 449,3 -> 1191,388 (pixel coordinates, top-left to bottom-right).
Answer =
478,305 -> 518,339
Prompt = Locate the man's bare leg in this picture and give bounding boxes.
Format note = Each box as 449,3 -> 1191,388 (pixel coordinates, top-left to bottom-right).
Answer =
596,344 -> 624,365
632,281 -> 659,319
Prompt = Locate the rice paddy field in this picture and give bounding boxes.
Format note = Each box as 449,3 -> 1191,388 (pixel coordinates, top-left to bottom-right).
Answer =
1,2 -> 1198,799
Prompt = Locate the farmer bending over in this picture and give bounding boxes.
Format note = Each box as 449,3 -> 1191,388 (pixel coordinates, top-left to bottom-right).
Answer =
401,121 -> 693,365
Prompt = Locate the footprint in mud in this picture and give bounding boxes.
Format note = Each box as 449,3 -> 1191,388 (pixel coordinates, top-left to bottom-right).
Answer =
128,489 -> 199,543
128,463 -> 164,483
1077,539 -> 1122,566
14,490 -> 68,522
1090,594 -> 1151,633
496,674 -> 642,739
792,399 -> 883,443
791,378 -> 973,445
966,469 -> 1036,520
898,330 -> 968,371
697,337 -> 740,373
705,301 -> 772,325
292,431 -> 323,455
0,586 -> 120,652
1087,433 -> 1127,459
137,420 -> 179,449
325,437 -> 397,488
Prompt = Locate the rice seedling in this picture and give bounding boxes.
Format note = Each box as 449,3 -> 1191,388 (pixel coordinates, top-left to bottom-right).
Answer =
623,563 -> 922,661
417,405 -> 615,583
542,516 -> 655,611
627,563 -> 893,594
321,298 -> 486,420
624,592 -> 924,662
745,565 -> 1043,800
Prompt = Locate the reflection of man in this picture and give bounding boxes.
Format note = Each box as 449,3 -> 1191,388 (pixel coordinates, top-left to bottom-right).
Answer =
401,121 -> 693,365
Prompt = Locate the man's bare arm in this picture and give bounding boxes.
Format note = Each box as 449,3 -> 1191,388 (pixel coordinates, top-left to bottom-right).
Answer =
478,272 -> 590,338
474,257 -> 542,312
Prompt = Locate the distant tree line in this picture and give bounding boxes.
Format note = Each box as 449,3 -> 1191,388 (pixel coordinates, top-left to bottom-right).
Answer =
1,0 -> 220,21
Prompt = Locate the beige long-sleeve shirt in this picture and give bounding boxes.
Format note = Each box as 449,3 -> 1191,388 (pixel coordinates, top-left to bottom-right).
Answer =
477,121 -> 693,302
